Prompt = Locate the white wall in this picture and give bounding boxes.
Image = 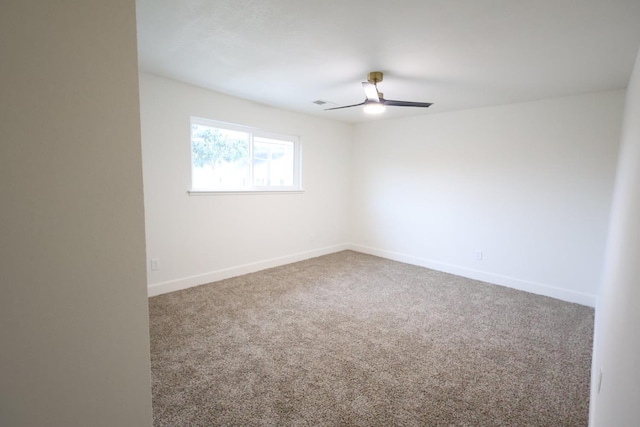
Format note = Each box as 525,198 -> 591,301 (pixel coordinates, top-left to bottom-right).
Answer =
140,73 -> 353,295
590,49 -> 640,426
0,2 -> 152,426
351,91 -> 624,306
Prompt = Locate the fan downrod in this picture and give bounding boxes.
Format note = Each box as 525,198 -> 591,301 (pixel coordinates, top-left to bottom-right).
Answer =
367,71 -> 383,85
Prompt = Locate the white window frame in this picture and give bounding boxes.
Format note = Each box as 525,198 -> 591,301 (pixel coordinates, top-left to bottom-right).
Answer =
188,117 -> 302,194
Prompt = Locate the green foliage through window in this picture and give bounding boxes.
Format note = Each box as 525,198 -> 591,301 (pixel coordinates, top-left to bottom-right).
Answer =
191,126 -> 249,168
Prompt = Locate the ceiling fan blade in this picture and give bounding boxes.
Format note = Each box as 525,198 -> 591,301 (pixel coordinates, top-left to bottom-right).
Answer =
382,99 -> 433,108
362,82 -> 380,102
324,101 -> 366,111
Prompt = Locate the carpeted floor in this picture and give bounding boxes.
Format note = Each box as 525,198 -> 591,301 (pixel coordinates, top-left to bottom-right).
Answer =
149,250 -> 594,426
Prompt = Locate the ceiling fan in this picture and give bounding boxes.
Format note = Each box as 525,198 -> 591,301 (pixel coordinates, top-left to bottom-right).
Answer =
326,71 -> 433,114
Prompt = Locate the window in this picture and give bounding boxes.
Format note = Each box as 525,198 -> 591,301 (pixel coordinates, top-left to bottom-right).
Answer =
190,117 -> 302,192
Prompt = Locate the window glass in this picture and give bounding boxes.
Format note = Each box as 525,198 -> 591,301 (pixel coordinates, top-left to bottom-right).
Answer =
253,138 -> 294,187
190,118 -> 301,192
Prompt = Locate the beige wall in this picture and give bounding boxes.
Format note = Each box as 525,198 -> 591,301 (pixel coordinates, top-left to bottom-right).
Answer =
0,2 -> 152,426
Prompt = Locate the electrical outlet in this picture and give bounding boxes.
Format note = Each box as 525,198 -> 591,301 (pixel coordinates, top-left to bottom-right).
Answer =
476,251 -> 483,261
151,258 -> 160,271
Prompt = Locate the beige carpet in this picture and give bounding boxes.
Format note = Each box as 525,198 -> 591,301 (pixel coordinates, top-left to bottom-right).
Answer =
149,250 -> 594,426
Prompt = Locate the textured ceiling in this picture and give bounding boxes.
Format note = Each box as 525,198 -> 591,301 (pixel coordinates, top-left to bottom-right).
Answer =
136,0 -> 640,123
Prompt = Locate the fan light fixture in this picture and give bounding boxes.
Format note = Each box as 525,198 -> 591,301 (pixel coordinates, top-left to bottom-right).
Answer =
363,101 -> 385,114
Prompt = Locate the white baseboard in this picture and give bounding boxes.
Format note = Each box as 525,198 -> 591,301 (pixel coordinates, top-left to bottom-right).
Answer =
348,243 -> 596,307
148,242 -> 596,307
147,244 -> 350,297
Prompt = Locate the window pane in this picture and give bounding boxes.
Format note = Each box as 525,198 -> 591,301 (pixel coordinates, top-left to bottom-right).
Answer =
253,137 -> 294,187
190,118 -> 300,192
191,124 -> 250,189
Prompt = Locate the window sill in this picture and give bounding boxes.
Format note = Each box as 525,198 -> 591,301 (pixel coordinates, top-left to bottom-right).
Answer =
188,190 -> 305,196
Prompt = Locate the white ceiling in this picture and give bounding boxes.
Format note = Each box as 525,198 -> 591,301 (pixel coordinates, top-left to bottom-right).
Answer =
136,0 -> 640,123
